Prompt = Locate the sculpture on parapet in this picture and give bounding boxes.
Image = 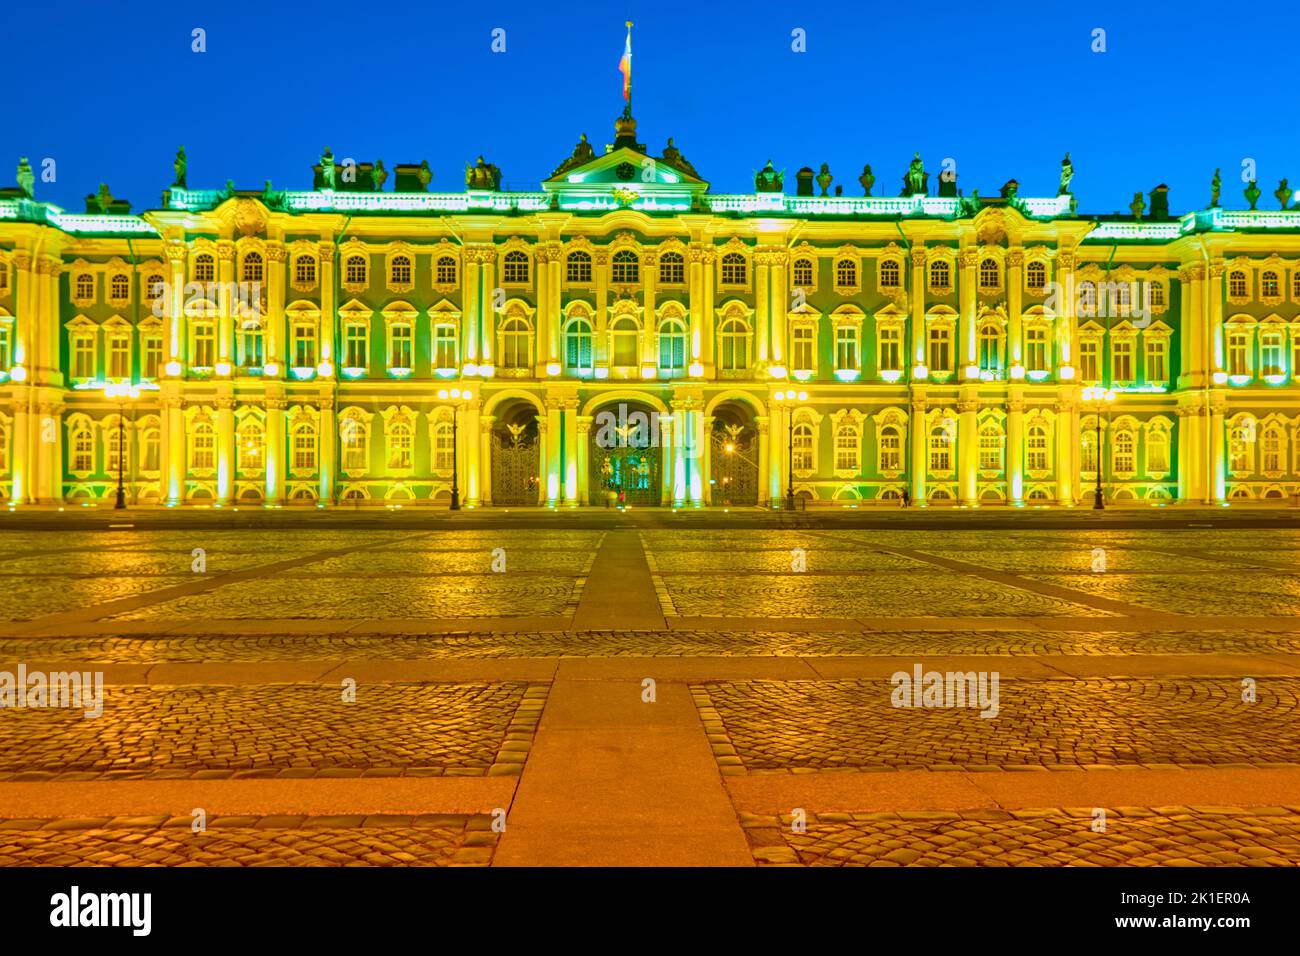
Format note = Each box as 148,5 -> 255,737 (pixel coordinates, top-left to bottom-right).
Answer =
1210,168 -> 1221,208
173,146 -> 187,189
1244,179 -> 1261,211
858,164 -> 875,196
466,155 -> 501,190
902,153 -> 928,196
1058,152 -> 1073,195
755,160 -> 783,193
16,157 -> 34,198
320,148 -> 336,189
1275,179 -> 1291,210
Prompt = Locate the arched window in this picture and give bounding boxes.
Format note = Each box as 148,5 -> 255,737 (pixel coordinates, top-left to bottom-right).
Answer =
1228,423 -> 1253,473
835,259 -> 857,288
1025,326 -> 1049,371
793,422 -> 814,471
929,260 -> 951,290
435,256 -> 457,285
1262,271 -> 1280,298
193,255 -> 215,283
502,250 -> 529,284
345,255 -> 368,286
566,251 -> 592,283
722,252 -> 748,286
109,274 -> 130,302
979,258 -> 1000,290
1077,281 -> 1096,314
107,424 -> 124,475
1263,427 -> 1284,472
1148,281 -> 1165,309
387,421 -> 413,469
1081,427 -> 1098,473
1148,428 -> 1170,474
978,423 -> 1004,471
191,421 -> 215,470
878,425 -> 902,471
142,429 -> 160,472
792,258 -> 814,287
75,273 -> 95,301
292,422 -> 317,471
340,418 -> 368,471
834,425 -> 858,472
71,425 -> 94,472
389,255 -> 412,286
879,259 -> 900,289
612,249 -> 639,284
1027,424 -> 1049,471
658,317 -> 687,372
929,424 -> 952,471
295,255 -> 317,287
500,317 -> 532,369
719,316 -> 750,371
1113,429 -> 1136,474
1026,261 -> 1047,291
564,316 -> 593,372
658,251 -> 685,285
1228,270 -> 1248,298
146,273 -> 166,304
241,252 -> 263,284
432,421 -> 455,471
610,317 -> 639,367
237,420 -> 264,472
978,323 -> 1003,371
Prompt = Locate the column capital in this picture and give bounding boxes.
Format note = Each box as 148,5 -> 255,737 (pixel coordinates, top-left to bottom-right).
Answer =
1056,250 -> 1077,270
464,244 -> 498,264
535,242 -> 563,264
909,245 -> 926,267
1179,263 -> 1206,282
265,241 -> 287,262
959,248 -> 979,268
216,240 -> 237,261
1007,248 -> 1025,268
163,242 -> 188,264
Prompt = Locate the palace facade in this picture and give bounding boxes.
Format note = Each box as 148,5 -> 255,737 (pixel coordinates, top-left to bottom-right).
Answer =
2,112 -> 1299,509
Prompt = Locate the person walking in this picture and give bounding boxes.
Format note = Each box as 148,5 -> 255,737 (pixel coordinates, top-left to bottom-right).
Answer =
901,488 -> 910,509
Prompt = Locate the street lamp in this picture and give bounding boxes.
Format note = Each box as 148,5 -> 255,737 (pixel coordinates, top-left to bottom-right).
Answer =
1081,385 -> 1115,510
436,386 -> 474,511
772,389 -> 808,511
104,383 -> 141,510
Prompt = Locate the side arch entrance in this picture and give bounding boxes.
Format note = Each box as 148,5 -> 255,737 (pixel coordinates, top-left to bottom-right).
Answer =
491,398 -> 542,506
710,400 -> 759,506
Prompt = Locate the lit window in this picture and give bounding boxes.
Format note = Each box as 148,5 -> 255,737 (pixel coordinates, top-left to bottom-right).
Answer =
978,324 -> 1002,371
191,422 -> 215,470
793,422 -> 813,471
1027,425 -> 1049,471
1112,339 -> 1134,382
658,251 -> 684,285
1145,338 -> 1167,383
71,427 -> 94,472
658,317 -> 686,372
719,316 -> 750,371
502,250 -> 530,284
791,325 -> 814,372
344,324 -> 368,369
500,317 -> 532,368
389,325 -> 413,369
929,425 -> 951,472
979,424 -> 1004,471
192,322 -> 215,368
721,253 -> 747,286
877,326 -> 901,373
388,422 -> 413,469
878,425 -> 901,471
1114,430 -> 1136,474
612,250 -> 639,284
834,425 -> 858,472
292,325 -> 317,368
566,251 -> 592,283
341,419 -> 367,471
1026,326 -> 1049,372
292,423 -> 317,471
1261,329 -> 1284,375
1148,429 -> 1170,474
434,323 -> 458,370
238,321 -> 264,368
928,324 -> 952,373
433,422 -> 455,471
1226,329 -> 1249,376
107,335 -> 130,378
238,421 -> 264,472
565,317 -> 593,372
835,326 -> 859,371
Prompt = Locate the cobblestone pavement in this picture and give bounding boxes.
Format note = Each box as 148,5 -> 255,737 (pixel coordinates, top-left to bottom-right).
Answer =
742,807 -> 1300,866
0,682 -> 547,779
692,679 -> 1300,771
0,814 -> 499,866
4,628 -> 1300,661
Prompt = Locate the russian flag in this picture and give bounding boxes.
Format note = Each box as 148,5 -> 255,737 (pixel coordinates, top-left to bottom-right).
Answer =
618,23 -> 632,101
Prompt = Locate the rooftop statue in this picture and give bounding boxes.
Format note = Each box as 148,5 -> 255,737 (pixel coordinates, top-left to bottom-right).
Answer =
1275,179 -> 1291,210
816,163 -> 833,197
858,164 -> 875,196
16,157 -> 34,198
320,148 -> 336,189
373,159 -> 388,192
902,152 -> 927,196
173,146 -> 187,189
1058,152 -> 1073,195
466,155 -> 501,190
1245,179 -> 1261,211
551,134 -> 597,178
1210,168 -> 1221,208
418,160 -> 433,189
1130,192 -> 1146,220
755,160 -> 783,193
660,137 -> 698,178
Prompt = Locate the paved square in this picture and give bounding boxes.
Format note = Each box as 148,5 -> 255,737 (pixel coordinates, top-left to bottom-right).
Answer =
0,511 -> 1298,867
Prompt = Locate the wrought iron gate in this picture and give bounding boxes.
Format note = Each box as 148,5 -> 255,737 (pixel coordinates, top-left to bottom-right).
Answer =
590,441 -> 661,506
710,424 -> 758,506
492,425 -> 541,506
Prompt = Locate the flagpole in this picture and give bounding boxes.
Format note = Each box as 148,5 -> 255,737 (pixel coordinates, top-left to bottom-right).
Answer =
624,20 -> 633,118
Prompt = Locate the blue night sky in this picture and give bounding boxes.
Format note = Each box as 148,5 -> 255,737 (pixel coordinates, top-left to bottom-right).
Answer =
4,0 -> 1297,216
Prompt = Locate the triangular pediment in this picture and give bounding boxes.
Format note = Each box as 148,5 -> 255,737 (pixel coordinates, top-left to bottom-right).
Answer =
545,146 -> 705,188
542,137 -> 708,213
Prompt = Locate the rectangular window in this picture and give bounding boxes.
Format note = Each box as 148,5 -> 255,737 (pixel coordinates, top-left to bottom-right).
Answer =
107,336 -> 130,379
928,325 -> 952,374
1112,339 -> 1134,383
1226,331 -> 1249,376
1080,340 -> 1099,383
73,336 -> 96,379
1026,328 -> 1048,371
0,327 -> 10,371
344,324 -> 368,370
389,325 -> 413,369
434,324 -> 458,370
238,324 -> 264,368
143,336 -> 163,379
292,326 -> 317,368
1261,331 -> 1284,376
192,324 -> 215,368
877,327 -> 901,373
1145,339 -> 1167,384
835,326 -> 859,371
791,325 -> 814,372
